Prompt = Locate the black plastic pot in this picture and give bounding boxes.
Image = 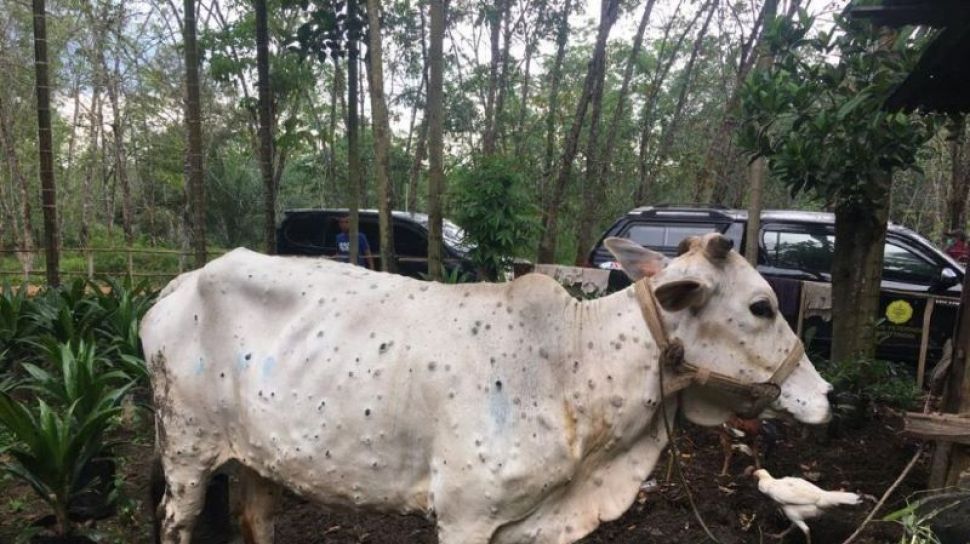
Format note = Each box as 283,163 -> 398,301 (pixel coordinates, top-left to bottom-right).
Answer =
70,456 -> 117,521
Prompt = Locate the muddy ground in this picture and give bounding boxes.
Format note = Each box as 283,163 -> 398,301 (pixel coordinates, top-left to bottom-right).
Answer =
0,406 -> 927,543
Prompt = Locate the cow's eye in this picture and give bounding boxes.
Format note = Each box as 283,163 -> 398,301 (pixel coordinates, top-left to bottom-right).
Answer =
749,300 -> 774,319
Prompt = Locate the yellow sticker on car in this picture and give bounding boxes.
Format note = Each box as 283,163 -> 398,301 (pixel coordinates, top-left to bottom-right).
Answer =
886,300 -> 914,325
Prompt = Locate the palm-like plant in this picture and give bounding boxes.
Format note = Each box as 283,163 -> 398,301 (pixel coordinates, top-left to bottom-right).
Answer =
92,277 -> 156,385
27,279 -> 105,347
0,393 -> 121,537
0,283 -> 44,371
21,341 -> 133,419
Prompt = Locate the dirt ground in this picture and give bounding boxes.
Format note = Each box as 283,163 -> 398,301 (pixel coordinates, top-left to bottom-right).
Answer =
0,406 -> 927,544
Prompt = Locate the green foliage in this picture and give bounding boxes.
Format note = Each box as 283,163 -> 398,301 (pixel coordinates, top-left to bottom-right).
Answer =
286,0 -> 366,62
882,494 -> 965,544
419,265 -> 475,284
738,11 -> 936,208
0,285 -> 43,372
450,157 -> 539,280
819,357 -> 919,411
0,392 -> 122,536
21,342 -> 133,422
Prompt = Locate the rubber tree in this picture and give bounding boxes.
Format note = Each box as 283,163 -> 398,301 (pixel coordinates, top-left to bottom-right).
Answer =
183,0 -> 207,268
427,0 -> 446,280
31,0 -> 59,286
738,13 -> 933,363
538,0 -> 573,214
255,0 -> 277,254
364,0 -> 397,272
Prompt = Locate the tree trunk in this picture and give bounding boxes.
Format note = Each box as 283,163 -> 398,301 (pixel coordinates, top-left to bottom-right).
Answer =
574,0 -> 634,264
946,115 -> 968,232
513,37 -> 535,160
481,0 -> 507,156
408,121 -> 428,214
407,2 -> 430,214
830,187 -> 891,363
596,0 -> 656,180
537,0 -> 619,263
347,0 -> 362,266
427,0 -> 445,280
255,0 -> 276,254
365,0 -> 397,273
66,73 -> 81,174
80,83 -> 100,249
328,57 -> 341,202
540,0 -> 573,213
571,71 -> 607,265
32,0 -> 59,287
743,0 -> 779,265
744,158 -> 766,265
491,0 -> 515,154
183,0 -> 207,268
0,95 -> 34,277
106,49 -> 134,253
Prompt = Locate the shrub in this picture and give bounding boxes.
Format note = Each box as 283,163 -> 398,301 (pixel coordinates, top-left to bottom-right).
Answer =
450,157 -> 539,280
819,357 -> 920,412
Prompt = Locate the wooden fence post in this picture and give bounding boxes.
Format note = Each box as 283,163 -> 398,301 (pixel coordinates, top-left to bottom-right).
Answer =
927,262 -> 970,489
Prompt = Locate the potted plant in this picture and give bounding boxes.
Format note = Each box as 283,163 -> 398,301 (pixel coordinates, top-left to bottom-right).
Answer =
0,391 -> 121,542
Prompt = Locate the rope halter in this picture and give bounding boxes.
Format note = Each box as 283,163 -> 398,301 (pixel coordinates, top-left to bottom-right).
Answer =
633,277 -> 804,419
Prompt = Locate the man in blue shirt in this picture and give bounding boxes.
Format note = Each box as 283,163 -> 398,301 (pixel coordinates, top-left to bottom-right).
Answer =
335,215 -> 376,269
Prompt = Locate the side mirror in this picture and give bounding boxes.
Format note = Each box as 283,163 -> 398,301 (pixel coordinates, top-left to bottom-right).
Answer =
938,267 -> 960,289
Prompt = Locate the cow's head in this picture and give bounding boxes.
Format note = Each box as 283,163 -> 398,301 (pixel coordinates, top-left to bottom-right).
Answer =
605,234 -> 831,425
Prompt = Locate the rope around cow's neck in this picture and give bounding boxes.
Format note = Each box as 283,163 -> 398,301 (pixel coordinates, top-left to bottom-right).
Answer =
656,339 -> 723,544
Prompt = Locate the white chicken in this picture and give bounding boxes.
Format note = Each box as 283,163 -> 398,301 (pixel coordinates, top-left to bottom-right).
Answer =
752,468 -> 861,544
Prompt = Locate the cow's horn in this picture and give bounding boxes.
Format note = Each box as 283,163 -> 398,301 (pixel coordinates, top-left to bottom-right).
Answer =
676,236 -> 699,256
704,234 -> 733,262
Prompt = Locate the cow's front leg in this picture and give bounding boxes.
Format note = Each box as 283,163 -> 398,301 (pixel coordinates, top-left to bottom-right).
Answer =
237,466 -> 280,544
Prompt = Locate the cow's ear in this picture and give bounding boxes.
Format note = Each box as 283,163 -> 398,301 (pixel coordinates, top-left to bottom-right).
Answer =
604,237 -> 667,281
654,278 -> 710,312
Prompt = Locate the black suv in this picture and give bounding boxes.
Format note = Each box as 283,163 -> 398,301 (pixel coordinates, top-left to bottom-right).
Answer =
588,206 -> 964,368
276,208 -> 476,279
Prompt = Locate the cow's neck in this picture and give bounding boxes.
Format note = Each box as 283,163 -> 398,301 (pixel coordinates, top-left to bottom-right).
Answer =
568,285 -> 670,454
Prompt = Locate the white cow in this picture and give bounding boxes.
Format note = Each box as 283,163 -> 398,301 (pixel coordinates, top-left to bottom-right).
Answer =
142,233 -> 831,544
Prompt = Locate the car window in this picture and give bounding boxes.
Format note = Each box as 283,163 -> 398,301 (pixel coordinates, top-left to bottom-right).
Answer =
394,224 -> 428,257
883,240 -> 939,284
624,223 -> 721,251
762,230 -> 834,275
283,214 -> 329,250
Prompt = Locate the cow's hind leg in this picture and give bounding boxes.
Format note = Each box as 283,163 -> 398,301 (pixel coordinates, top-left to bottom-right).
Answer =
157,458 -> 216,544
236,466 -> 280,544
